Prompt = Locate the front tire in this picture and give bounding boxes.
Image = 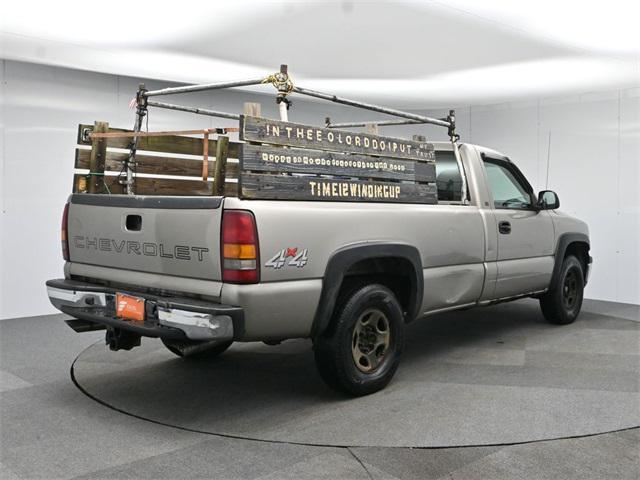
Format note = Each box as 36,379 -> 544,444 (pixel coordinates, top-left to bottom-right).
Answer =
540,255 -> 584,325
314,283 -> 405,396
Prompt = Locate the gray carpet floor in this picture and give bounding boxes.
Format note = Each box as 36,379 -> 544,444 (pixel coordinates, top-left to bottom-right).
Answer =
1,299 -> 638,479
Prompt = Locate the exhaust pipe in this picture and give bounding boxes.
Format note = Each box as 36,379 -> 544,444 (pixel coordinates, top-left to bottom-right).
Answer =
164,339 -> 227,357
65,319 -> 106,333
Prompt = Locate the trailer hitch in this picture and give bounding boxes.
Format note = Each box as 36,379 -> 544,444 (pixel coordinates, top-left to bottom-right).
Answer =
105,328 -> 141,351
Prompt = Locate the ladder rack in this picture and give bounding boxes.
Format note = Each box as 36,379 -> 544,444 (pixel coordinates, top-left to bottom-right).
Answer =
76,64 -> 466,204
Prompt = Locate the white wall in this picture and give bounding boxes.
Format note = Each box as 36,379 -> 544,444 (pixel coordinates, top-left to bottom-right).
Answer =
471,91 -> 639,305
0,61 -> 5,314
0,60 -> 638,319
0,60 -> 379,320
402,91 -> 639,305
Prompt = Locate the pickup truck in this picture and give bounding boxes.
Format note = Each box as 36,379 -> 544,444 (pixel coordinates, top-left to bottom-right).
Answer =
46,141 -> 591,396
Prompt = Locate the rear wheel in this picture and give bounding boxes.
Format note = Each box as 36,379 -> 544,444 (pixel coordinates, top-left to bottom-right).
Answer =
314,283 -> 404,396
540,255 -> 584,325
161,338 -> 233,359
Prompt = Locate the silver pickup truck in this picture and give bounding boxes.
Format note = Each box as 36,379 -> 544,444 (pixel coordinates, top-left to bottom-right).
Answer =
46,140 -> 591,396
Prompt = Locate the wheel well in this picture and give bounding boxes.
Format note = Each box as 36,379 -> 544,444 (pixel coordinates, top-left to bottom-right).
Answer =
340,257 -> 415,321
565,241 -> 590,280
311,243 -> 423,338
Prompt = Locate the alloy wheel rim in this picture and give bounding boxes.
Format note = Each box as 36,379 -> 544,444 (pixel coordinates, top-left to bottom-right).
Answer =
563,269 -> 579,309
351,308 -> 390,373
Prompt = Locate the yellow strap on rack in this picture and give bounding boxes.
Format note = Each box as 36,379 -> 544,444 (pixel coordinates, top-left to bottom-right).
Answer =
262,72 -> 294,96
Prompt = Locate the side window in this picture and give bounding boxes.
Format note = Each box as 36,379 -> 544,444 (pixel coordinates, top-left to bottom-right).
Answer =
483,160 -> 532,209
434,151 -> 462,201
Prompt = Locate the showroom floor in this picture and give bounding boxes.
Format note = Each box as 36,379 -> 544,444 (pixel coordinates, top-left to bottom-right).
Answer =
1,299 -> 638,480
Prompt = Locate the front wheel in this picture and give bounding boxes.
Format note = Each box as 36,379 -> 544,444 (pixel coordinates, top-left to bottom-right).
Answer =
314,283 -> 405,396
540,255 -> 584,325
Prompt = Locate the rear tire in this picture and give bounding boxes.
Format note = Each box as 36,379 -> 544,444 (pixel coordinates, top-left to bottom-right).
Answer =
540,255 -> 584,325
314,283 -> 404,396
161,338 -> 233,359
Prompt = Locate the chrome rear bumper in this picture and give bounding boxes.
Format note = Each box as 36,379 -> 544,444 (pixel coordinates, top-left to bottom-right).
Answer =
46,278 -> 243,341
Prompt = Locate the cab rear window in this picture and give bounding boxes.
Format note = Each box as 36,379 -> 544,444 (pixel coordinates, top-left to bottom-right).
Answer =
434,151 -> 463,201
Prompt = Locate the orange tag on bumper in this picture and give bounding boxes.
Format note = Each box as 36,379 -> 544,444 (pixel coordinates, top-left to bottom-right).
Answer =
116,293 -> 145,322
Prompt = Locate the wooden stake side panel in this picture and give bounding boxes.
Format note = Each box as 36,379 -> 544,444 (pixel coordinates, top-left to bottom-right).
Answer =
75,123 -> 242,196
241,144 -> 435,183
75,120 -> 438,203
240,174 -> 437,204
240,116 -> 436,161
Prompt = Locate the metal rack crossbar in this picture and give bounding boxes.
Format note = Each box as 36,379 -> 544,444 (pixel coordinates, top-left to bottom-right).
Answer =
326,118 -> 435,129
291,85 -> 451,129
119,64 -> 464,202
146,101 -> 241,120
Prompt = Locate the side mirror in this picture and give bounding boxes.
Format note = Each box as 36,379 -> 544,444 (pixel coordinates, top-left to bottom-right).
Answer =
537,190 -> 560,210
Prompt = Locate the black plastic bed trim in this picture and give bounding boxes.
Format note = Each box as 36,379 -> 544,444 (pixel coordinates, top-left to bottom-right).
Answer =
69,194 -> 223,209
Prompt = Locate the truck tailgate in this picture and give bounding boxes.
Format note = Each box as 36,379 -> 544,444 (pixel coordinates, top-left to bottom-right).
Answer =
67,194 -> 223,282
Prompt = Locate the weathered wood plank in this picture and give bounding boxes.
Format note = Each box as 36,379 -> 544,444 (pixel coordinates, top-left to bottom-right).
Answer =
240,116 -> 435,161
213,136 -> 229,196
77,124 -> 241,157
75,149 -> 239,178
365,123 -> 379,135
74,174 -> 237,196
240,144 -> 435,182
240,173 -> 437,204
78,123 -> 204,154
88,121 -> 108,194
243,102 -> 262,117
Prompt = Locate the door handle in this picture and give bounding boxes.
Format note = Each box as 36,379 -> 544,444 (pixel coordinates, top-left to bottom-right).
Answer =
499,221 -> 511,234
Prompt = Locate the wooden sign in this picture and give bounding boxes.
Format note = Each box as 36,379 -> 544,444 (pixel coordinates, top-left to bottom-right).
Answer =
240,174 -> 437,204
241,144 -> 435,183
240,115 -> 435,161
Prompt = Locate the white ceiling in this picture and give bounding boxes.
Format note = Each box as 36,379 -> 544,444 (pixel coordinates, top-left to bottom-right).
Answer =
1,0 -> 638,108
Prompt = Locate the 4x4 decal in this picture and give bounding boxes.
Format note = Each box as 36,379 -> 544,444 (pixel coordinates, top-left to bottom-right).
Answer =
265,247 -> 308,269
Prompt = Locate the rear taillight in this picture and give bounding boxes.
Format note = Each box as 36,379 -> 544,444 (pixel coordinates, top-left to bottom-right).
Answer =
61,202 -> 70,261
221,210 -> 259,284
